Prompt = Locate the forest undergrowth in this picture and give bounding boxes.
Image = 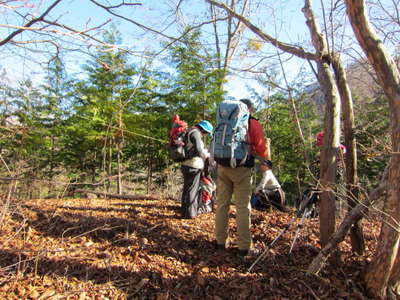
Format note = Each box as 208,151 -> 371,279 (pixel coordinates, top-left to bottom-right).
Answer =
0,196 -> 379,300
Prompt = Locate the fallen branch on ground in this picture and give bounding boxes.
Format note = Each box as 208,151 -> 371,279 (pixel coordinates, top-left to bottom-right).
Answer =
307,164 -> 389,274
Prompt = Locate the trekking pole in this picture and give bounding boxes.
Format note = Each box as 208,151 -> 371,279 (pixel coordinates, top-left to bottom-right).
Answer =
289,206 -> 311,254
248,216 -> 297,272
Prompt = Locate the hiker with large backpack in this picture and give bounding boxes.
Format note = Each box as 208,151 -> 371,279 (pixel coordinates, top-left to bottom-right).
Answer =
212,98 -> 269,257
178,120 -> 213,219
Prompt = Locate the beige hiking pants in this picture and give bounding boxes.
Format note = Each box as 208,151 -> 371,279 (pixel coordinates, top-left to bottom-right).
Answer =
215,165 -> 253,251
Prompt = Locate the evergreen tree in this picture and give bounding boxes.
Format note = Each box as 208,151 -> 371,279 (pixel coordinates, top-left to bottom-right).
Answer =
164,29 -> 225,124
354,95 -> 390,188
66,27 -> 138,188
39,57 -> 71,184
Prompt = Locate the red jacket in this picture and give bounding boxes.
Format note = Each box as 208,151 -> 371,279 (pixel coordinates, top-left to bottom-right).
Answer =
248,117 -> 269,159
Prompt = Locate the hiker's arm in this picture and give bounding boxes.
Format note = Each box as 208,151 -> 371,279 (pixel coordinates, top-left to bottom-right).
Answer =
249,119 -> 269,159
255,171 -> 267,193
192,130 -> 210,160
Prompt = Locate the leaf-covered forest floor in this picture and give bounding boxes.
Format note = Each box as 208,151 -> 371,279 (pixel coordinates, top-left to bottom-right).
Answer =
0,196 -> 379,300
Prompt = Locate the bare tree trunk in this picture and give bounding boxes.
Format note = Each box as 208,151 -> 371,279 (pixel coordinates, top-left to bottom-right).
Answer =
48,135 -> 55,195
317,63 -> 340,249
27,170 -> 34,199
117,149 -> 122,194
147,143 -> 153,195
116,108 -> 124,195
209,0 -> 249,91
345,0 -> 400,298
332,55 -> 365,255
303,0 -> 340,251
108,146 -> 112,192
308,163 -> 389,274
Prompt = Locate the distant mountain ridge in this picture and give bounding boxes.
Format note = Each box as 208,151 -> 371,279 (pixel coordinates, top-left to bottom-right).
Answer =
303,59 -> 394,109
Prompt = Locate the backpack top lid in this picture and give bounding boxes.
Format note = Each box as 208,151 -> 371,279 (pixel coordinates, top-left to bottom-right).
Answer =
169,115 -> 188,140
216,100 -> 249,126
171,115 -> 187,129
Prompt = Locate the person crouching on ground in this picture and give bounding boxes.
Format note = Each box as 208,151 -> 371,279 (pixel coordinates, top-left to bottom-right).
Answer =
180,120 -> 213,219
254,159 -> 286,212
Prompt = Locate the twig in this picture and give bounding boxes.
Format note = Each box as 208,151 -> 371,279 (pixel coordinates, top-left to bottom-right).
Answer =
248,216 -> 297,272
307,163 -> 389,274
146,223 -> 162,233
131,278 -> 150,296
0,0 -> 63,46
299,280 -> 321,300
62,224 -> 122,243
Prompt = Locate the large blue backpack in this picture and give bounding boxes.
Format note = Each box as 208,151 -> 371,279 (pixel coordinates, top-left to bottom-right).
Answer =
211,100 -> 250,168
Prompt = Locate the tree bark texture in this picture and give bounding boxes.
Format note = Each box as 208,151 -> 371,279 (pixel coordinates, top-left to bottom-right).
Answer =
345,0 -> 400,298
303,0 -> 340,248
332,55 -> 365,255
317,63 -> 340,248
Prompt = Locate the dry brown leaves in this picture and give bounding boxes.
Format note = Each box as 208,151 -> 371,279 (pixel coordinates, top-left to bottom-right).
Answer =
0,197 -> 380,299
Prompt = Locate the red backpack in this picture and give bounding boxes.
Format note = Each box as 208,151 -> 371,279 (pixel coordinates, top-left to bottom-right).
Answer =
168,115 -> 191,162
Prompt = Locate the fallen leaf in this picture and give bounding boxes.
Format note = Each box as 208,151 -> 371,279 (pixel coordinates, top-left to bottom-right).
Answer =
38,289 -> 56,299
29,289 -> 40,299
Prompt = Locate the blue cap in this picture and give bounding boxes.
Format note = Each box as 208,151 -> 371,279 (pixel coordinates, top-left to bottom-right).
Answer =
197,120 -> 213,134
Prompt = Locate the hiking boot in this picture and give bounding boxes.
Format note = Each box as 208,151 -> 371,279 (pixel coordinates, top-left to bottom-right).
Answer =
238,248 -> 261,258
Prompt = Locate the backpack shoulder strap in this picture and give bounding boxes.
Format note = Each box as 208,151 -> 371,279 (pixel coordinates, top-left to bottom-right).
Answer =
247,116 -> 252,144
185,127 -> 197,148
228,106 -> 239,120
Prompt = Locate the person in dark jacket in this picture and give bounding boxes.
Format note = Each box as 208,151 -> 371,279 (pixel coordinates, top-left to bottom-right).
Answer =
180,120 -> 213,219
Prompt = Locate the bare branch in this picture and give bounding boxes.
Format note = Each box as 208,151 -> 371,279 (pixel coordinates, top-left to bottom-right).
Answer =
88,0 -> 175,41
303,0 -> 329,56
205,0 -> 319,61
102,1 -> 142,9
307,163 -> 390,274
0,20 -> 112,49
0,0 -> 63,47
41,18 -> 113,46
